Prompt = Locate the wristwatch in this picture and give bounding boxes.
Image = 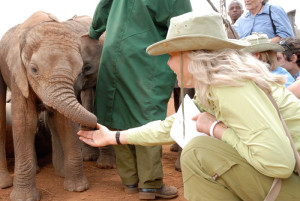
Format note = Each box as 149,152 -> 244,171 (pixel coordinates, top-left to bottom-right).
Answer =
115,131 -> 121,145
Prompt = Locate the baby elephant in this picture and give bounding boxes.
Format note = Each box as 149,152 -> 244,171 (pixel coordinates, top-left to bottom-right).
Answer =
0,11 -> 97,201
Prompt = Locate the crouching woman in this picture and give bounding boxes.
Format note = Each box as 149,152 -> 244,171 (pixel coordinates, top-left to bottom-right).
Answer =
78,12 -> 300,201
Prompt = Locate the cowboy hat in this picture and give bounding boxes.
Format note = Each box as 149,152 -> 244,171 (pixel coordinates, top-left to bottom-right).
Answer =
146,12 -> 250,56
241,33 -> 284,53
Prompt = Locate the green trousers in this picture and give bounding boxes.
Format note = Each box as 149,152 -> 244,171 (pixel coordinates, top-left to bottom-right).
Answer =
181,136 -> 300,201
113,144 -> 163,189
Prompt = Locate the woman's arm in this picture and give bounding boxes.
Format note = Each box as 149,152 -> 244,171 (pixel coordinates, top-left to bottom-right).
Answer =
271,5 -> 294,38
210,82 -> 295,178
78,115 -> 176,147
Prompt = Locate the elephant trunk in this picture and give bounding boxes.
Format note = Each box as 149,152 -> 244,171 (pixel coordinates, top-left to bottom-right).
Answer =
39,75 -> 97,129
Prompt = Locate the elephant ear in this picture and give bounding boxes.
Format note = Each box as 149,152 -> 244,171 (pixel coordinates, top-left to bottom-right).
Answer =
6,38 -> 29,98
80,33 -> 89,38
6,11 -> 59,98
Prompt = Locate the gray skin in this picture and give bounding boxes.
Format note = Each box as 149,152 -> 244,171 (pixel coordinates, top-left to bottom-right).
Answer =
74,31 -> 116,169
0,11 -> 97,201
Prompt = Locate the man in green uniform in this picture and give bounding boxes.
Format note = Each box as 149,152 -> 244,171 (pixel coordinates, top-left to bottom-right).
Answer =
89,0 -> 192,199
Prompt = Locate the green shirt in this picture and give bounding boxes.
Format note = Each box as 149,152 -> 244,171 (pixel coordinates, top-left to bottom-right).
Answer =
89,0 -> 192,129
126,81 -> 300,178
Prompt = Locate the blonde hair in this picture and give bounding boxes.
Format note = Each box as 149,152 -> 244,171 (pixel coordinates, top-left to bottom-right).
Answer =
188,49 -> 286,107
257,51 -> 279,71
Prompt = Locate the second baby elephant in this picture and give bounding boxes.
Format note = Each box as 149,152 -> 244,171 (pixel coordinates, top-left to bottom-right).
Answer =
0,11 -> 97,201
74,31 -> 116,169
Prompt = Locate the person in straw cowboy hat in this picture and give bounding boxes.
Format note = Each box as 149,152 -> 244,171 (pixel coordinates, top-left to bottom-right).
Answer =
78,12 -> 300,200
241,33 -> 295,87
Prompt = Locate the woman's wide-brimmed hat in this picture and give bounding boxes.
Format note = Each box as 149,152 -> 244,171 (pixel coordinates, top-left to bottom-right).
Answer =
241,33 -> 284,53
146,12 -> 250,55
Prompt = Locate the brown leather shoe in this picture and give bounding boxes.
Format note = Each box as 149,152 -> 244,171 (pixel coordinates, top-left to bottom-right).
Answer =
139,185 -> 178,200
123,184 -> 139,194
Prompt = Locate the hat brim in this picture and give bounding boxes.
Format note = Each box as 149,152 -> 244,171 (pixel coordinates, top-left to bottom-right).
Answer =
242,43 -> 284,53
146,35 -> 250,55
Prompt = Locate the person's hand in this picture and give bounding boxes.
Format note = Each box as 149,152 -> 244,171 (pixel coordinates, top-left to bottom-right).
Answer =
192,112 -> 217,135
77,123 -> 111,147
192,112 -> 227,139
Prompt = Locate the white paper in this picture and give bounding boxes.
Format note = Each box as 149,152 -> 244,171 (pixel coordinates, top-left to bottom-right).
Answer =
170,95 -> 208,148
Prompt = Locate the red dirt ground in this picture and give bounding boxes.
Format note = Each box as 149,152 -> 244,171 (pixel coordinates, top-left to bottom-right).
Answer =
1,96 -> 186,201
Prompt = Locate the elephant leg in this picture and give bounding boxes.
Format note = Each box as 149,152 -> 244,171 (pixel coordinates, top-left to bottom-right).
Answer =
47,111 -> 65,177
82,142 -> 99,161
50,111 -> 89,192
79,89 -> 100,161
34,111 -> 52,173
0,79 -> 13,189
175,146 -> 182,172
9,85 -> 40,201
96,145 -> 116,169
79,89 -> 114,168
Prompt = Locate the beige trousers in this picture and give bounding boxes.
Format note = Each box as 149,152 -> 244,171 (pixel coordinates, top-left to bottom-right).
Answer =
181,136 -> 300,201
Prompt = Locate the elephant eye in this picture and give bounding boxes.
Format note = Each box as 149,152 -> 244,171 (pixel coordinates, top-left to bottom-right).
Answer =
83,65 -> 92,73
31,67 -> 38,74
29,64 -> 39,75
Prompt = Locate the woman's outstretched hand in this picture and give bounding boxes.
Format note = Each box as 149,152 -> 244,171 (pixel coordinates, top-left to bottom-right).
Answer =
77,123 -> 111,147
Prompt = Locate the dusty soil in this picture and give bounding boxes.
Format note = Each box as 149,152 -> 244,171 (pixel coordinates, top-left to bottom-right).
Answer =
1,96 -> 186,201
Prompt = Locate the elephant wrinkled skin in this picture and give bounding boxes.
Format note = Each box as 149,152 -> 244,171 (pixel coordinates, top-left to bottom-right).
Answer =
0,11 -> 97,201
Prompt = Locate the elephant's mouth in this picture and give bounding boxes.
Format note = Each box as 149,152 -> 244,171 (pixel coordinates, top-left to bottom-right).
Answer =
35,98 -> 47,112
